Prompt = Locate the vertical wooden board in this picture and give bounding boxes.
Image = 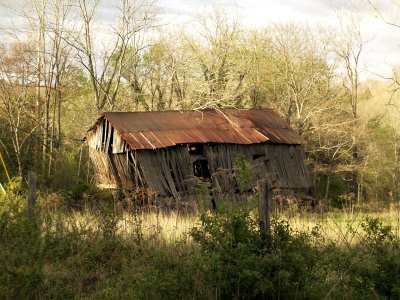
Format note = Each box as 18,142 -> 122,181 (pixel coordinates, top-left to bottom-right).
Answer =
112,130 -> 127,153
204,145 -> 217,173
149,151 -> 169,195
88,122 -> 103,150
177,147 -> 192,193
94,122 -> 103,151
107,153 -> 123,188
112,154 -> 124,186
102,120 -> 108,152
114,153 -> 135,189
172,149 -> 184,190
129,151 -> 145,187
172,147 -> 192,193
211,144 -> 237,170
152,150 -> 174,195
159,150 -> 178,195
167,148 -> 184,192
137,151 -> 165,195
108,121 -> 112,151
136,147 -> 195,197
89,148 -> 117,186
263,144 -> 312,189
135,151 -> 152,189
97,123 -> 103,150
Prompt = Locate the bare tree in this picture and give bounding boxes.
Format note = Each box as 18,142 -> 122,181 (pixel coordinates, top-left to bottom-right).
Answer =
0,43 -> 38,177
332,12 -> 365,205
43,0 -> 73,173
1,0 -> 74,173
264,24 -> 336,135
70,0 -> 157,112
185,10 -> 248,109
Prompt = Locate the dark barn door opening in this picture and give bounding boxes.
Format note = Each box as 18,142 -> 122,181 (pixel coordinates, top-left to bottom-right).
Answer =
193,159 -> 211,178
188,144 -> 211,179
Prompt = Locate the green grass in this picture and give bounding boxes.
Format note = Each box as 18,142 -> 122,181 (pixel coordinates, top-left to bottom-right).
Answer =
2,189 -> 400,299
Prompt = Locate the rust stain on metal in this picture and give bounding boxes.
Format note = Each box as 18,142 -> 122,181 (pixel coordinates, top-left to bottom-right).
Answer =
89,109 -> 304,150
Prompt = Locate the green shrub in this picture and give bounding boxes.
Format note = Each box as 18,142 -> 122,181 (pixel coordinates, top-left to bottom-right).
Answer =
2,182 -> 400,299
353,217 -> 400,298
190,202 -> 325,299
234,154 -> 253,192
0,193 -> 44,299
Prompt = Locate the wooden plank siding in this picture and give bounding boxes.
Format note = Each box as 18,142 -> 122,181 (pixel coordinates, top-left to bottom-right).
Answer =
87,118 -> 312,201
136,147 -> 194,197
204,144 -> 312,189
89,148 -> 118,188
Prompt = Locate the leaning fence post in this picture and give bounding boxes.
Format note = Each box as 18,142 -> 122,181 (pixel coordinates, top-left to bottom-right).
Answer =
27,171 -> 36,218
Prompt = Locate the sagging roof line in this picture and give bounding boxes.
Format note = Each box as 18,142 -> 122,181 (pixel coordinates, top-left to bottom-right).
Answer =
87,108 -> 303,150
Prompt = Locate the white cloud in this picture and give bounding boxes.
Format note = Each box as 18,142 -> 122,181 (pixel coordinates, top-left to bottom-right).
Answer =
158,0 -> 400,79
1,0 -> 399,80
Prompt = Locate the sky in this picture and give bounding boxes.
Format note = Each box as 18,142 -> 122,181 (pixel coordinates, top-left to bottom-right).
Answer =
157,0 -> 400,80
1,0 -> 399,80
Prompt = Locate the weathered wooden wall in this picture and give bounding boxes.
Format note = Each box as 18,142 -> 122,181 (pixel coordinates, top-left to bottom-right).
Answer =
87,119 -> 312,202
136,147 -> 194,197
89,148 -> 118,188
204,143 -> 312,188
87,119 -> 128,154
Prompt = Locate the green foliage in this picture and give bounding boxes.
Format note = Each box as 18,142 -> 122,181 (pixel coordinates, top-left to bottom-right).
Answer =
0,190 -> 44,299
190,202 -> 324,299
234,154 -> 253,192
363,118 -> 399,202
354,218 -> 400,297
189,209 -> 400,299
2,187 -> 400,299
194,178 -> 212,211
319,174 -> 349,207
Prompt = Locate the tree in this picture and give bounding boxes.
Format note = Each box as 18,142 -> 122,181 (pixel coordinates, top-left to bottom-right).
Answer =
1,0 -> 74,174
261,24 -> 337,135
333,12 -> 365,205
0,43 -> 38,177
70,0 -> 157,112
185,11 -> 248,109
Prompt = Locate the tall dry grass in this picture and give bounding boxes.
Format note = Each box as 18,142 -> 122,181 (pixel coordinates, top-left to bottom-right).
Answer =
5,190 -> 400,299
281,202 -> 400,246
42,199 -> 400,248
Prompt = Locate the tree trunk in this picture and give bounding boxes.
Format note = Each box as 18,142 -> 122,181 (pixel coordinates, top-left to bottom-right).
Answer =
325,173 -> 331,199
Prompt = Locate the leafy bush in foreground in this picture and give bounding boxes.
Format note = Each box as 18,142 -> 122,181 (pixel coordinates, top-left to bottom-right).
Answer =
189,205 -> 400,299
1,191 -> 400,299
190,202 -> 326,299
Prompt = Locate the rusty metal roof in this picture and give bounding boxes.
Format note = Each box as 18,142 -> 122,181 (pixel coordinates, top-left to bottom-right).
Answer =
90,109 -> 303,150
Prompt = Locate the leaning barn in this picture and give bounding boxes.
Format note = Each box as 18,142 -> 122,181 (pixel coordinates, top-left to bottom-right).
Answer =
86,109 -> 312,206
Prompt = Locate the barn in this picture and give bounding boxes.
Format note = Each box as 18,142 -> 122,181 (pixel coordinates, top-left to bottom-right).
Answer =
86,108 -> 312,207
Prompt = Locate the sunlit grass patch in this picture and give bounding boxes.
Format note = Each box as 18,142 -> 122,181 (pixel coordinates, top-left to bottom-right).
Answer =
282,206 -> 400,246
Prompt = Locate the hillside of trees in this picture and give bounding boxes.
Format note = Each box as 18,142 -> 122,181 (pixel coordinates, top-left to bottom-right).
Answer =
0,0 -> 399,207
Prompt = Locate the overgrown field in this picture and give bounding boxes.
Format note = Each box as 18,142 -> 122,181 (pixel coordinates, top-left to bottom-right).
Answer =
1,187 -> 400,299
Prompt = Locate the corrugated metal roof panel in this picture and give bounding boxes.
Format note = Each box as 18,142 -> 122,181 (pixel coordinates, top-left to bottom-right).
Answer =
130,132 -> 154,149
120,133 -> 146,150
258,127 -> 303,144
89,109 -> 303,150
149,131 -> 176,148
240,128 -> 267,143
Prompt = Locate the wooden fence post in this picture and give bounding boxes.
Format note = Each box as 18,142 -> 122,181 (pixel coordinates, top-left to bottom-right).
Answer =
257,176 -> 277,237
27,171 -> 36,218
257,179 -> 271,237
